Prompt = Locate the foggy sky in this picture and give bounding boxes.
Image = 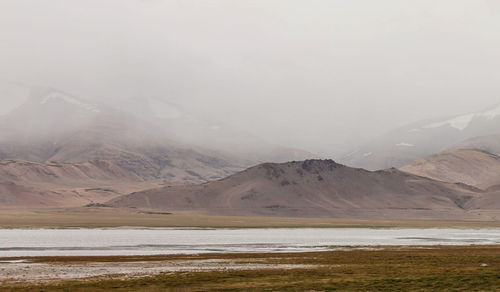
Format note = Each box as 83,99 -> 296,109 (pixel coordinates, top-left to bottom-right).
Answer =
1,0 -> 500,156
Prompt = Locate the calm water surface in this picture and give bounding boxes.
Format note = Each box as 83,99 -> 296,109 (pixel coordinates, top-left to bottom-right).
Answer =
0,228 -> 499,257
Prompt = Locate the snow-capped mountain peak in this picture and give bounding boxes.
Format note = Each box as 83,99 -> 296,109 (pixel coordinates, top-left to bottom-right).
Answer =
478,103 -> 500,120
341,102 -> 500,170
420,103 -> 500,132
422,113 -> 475,131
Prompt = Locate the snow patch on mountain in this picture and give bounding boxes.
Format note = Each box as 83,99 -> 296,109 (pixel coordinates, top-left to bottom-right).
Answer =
422,113 -> 475,131
40,92 -> 100,113
419,104 -> 500,132
396,142 -> 414,147
478,104 -> 500,120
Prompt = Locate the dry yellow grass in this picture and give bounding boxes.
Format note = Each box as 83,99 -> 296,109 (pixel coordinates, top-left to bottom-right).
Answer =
1,246 -> 499,291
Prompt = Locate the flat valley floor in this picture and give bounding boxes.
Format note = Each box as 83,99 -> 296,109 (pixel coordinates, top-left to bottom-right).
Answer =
1,208 -> 500,228
0,246 -> 499,291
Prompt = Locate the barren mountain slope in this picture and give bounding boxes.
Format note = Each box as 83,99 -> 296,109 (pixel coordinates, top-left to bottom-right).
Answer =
109,160 -> 495,220
401,149 -> 500,189
0,159 -> 160,208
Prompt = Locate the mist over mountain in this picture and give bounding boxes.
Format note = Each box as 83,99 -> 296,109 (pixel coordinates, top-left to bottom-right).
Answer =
449,135 -> 500,155
2,1 -> 500,157
112,96 -> 318,163
0,86 -> 315,185
341,104 -> 500,170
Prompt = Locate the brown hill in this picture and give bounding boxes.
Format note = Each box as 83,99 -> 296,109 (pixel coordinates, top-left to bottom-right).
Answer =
108,160 -> 497,220
400,149 -> 500,189
0,159 -> 160,208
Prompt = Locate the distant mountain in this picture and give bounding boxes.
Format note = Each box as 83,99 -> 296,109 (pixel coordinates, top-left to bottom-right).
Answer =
401,149 -> 500,190
117,97 -> 317,164
448,135 -> 500,155
0,86 -> 244,184
108,159 -> 498,220
0,86 -> 316,183
0,85 -> 320,208
340,104 -> 500,170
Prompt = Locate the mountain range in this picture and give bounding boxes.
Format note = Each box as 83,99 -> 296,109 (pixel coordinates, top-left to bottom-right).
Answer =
340,104 -> 500,170
109,159 -> 498,220
0,86 -> 314,207
0,84 -> 499,221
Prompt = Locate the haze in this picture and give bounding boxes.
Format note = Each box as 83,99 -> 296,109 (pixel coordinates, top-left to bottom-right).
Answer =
1,0 -> 500,156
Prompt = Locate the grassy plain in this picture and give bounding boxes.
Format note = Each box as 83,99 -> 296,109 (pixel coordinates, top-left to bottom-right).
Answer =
1,246 -> 499,291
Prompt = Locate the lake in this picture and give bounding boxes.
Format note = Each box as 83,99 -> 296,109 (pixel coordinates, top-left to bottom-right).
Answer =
0,228 -> 499,257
